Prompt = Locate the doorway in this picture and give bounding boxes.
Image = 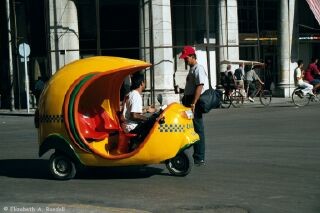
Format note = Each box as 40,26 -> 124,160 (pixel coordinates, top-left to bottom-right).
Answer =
100,1 -> 140,59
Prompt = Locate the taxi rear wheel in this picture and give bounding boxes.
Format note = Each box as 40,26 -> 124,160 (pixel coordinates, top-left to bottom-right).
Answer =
49,153 -> 76,180
166,150 -> 193,176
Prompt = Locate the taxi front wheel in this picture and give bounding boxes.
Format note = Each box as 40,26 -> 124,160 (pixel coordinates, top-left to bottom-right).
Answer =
165,149 -> 193,176
49,153 -> 76,180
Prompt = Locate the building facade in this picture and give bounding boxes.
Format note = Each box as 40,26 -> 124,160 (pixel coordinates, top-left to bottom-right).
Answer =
1,0 -> 320,109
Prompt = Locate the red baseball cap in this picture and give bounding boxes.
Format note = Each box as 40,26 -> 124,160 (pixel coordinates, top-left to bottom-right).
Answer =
179,46 -> 195,59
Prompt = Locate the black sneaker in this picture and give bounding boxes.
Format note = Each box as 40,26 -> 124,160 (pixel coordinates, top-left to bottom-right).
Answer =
194,160 -> 205,166
295,91 -> 304,98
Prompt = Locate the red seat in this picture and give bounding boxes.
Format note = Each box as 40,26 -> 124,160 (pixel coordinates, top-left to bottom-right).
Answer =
78,107 -> 119,141
78,107 -> 138,153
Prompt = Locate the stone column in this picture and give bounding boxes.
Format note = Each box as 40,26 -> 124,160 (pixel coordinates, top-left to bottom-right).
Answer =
217,0 -> 239,72
140,0 -> 179,105
49,0 -> 80,73
277,0 -> 297,97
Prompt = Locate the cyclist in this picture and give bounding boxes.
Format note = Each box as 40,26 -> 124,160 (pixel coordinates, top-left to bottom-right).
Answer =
244,65 -> 264,102
294,60 -> 314,97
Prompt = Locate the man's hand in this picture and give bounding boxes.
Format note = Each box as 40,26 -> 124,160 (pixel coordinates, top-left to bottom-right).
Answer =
148,105 -> 156,113
145,105 -> 156,113
190,103 -> 196,113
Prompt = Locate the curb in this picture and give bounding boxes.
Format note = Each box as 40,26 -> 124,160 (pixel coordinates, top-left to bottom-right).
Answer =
0,110 -> 35,117
0,98 -> 293,116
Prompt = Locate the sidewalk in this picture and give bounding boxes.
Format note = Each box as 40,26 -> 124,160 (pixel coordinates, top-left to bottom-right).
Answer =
0,108 -> 36,116
242,97 -> 292,107
0,98 -> 293,116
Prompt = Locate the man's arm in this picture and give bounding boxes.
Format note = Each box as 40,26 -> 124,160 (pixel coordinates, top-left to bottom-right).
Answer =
254,71 -> 264,84
191,84 -> 204,112
131,112 -> 148,121
131,106 -> 156,121
297,70 -> 304,80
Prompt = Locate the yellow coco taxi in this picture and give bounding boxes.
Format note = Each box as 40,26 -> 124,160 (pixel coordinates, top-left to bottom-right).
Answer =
35,56 -> 199,180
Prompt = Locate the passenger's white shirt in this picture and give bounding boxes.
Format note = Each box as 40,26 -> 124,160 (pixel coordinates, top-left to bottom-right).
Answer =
294,67 -> 304,85
121,90 -> 143,133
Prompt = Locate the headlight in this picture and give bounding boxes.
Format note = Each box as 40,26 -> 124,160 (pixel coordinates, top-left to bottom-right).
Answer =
181,109 -> 194,119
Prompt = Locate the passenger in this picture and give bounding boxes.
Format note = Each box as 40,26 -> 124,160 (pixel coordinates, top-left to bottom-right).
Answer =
244,65 -> 264,102
121,74 -> 156,147
223,64 -> 236,95
304,57 -> 320,93
234,63 -> 246,96
294,60 -> 314,97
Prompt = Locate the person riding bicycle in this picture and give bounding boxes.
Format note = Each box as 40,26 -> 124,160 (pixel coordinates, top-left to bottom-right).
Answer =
294,60 -> 314,98
244,65 -> 264,102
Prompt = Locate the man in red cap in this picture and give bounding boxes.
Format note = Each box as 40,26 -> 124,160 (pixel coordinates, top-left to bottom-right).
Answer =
180,46 -> 209,166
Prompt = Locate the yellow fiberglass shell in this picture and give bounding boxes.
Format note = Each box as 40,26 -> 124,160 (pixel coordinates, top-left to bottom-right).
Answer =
37,56 -> 199,167
38,56 -> 150,147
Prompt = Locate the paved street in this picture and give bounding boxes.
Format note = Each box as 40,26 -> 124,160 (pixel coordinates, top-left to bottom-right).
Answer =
0,101 -> 319,213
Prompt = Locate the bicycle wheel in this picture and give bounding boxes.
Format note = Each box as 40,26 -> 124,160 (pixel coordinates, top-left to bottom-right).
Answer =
291,88 -> 310,106
231,90 -> 244,108
310,90 -> 320,103
259,90 -> 272,106
220,91 -> 232,108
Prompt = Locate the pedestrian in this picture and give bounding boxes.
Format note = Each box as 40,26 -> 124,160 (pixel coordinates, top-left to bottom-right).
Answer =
179,46 -> 209,166
264,59 -> 273,91
294,60 -> 314,97
33,76 -> 45,105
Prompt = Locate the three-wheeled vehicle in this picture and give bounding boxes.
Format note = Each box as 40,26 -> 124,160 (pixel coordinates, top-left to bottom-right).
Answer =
35,56 -> 199,180
220,59 -> 272,107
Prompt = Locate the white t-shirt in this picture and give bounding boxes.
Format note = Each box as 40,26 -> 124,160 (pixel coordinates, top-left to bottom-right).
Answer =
121,90 -> 143,133
294,67 -> 303,85
184,63 -> 209,95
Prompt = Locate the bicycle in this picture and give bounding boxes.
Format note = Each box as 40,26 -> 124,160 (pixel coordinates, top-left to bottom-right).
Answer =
231,81 -> 272,107
291,87 -> 319,107
216,85 -> 232,108
218,83 -> 246,108
230,87 -> 245,108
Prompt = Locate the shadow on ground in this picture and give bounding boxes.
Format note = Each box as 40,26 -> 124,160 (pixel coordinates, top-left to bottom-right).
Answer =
0,159 -> 164,180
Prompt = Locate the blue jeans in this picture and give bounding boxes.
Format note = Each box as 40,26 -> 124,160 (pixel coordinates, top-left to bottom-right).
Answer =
193,106 -> 205,162
182,94 -> 206,162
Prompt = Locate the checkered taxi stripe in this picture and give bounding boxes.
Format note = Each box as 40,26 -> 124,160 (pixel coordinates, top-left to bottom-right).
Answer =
39,114 -> 64,123
158,124 -> 186,132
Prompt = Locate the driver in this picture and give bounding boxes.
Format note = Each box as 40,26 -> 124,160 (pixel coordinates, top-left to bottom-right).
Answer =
121,73 -> 157,148
244,65 -> 264,102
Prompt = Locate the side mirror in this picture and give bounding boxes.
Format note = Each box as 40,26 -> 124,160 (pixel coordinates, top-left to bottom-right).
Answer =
157,94 -> 163,105
158,117 -> 165,124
